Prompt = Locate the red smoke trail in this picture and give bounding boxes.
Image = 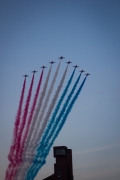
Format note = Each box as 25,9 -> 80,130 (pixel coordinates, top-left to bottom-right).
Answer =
5,164 -> 12,180
17,68 -> 49,180
5,78 -> 26,180
15,74 -> 34,162
8,78 -> 26,162
8,74 -> 34,180
19,70 -> 43,162
12,70 -> 43,180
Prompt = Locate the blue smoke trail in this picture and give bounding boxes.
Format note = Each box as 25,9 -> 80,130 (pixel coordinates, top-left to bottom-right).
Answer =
29,77 -> 87,180
37,69 -> 75,151
36,73 -> 81,155
37,71 -> 80,154
25,75 -> 86,180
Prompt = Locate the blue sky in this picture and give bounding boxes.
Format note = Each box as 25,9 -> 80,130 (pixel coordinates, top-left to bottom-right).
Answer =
0,1 -> 120,180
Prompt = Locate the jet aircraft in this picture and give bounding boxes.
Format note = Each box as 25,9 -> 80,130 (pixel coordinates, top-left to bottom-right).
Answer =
80,70 -> 85,73
66,61 -> 72,64
85,73 -> 90,76
23,75 -> 29,77
73,65 -> 79,69
58,56 -> 65,59
41,66 -> 47,69
49,61 -> 55,64
32,70 -> 37,74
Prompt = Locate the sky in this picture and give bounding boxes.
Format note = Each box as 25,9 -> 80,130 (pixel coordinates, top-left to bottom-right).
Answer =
0,0 -> 120,180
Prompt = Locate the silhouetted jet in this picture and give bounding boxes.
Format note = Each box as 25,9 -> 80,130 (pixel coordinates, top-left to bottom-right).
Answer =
66,61 -> 72,64
49,61 -> 55,64
32,70 -> 37,74
73,65 -> 79,69
23,75 -> 29,77
58,56 -> 65,60
85,73 -> 90,76
40,66 -> 47,69
79,70 -> 85,73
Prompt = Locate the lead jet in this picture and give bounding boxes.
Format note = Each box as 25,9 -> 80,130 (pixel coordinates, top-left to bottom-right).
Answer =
23,75 -> 29,77
85,73 -> 90,76
32,70 -> 37,74
73,65 -> 79,69
79,70 -> 85,73
66,61 -> 72,64
58,56 -> 65,60
49,61 -> 55,64
40,66 -> 47,69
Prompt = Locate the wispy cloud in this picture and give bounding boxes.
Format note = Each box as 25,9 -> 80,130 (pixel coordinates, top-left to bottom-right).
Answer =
74,143 -> 120,155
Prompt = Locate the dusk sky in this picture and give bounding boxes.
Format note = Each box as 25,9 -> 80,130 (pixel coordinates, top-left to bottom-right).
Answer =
0,1 -> 120,180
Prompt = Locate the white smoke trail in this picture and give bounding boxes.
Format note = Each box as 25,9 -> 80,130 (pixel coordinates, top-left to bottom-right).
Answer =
26,65 -> 68,179
31,61 -> 61,146
33,65 -> 68,152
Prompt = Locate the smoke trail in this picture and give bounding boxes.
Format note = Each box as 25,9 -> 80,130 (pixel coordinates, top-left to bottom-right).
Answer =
32,61 -> 61,145
38,70 -> 78,152
8,75 -> 34,180
15,74 -> 34,163
19,70 -> 43,161
30,73 -> 81,177
16,68 -> 48,180
5,164 -> 12,180
5,78 -> 26,180
27,77 -> 87,180
34,65 -> 68,150
18,63 -> 60,180
26,66 -> 68,180
13,70 -> 44,180
24,66 -> 52,154
44,77 -> 87,155
8,78 -> 26,162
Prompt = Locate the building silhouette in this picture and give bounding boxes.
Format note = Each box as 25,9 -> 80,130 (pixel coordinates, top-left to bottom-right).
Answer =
43,146 -> 74,180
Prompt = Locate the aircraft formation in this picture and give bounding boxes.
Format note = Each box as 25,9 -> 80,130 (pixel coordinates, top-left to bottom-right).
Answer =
23,56 -> 90,77
6,56 -> 90,180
